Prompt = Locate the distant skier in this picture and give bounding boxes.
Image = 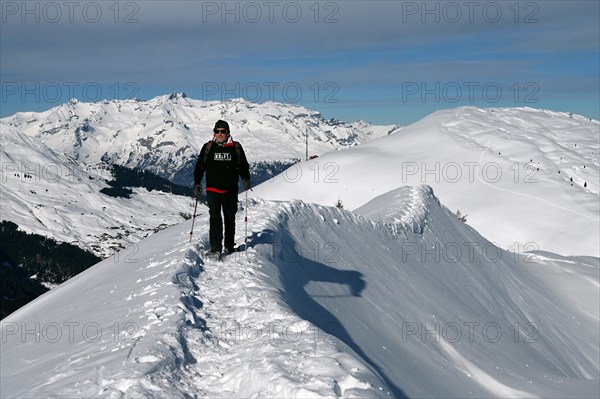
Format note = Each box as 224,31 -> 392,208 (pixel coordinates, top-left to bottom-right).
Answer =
193,120 -> 251,255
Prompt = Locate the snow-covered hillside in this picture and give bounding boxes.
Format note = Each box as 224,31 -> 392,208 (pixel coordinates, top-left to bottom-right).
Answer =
2,186 -> 597,398
0,95 -> 396,258
251,107 -> 600,257
0,125 -> 191,258
1,93 -> 399,185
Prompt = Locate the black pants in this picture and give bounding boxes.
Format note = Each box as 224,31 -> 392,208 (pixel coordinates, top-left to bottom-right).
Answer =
206,190 -> 238,251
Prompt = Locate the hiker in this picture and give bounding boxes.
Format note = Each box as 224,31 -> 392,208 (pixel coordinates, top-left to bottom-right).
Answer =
193,120 -> 251,255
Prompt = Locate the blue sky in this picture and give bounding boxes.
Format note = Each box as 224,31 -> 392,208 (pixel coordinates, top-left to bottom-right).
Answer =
1,0 -> 599,125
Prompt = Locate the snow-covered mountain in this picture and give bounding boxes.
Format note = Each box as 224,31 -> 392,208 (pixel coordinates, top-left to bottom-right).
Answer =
2,186 -> 597,398
1,93 -> 399,185
1,95 -> 397,258
6,98 -> 595,259
252,107 -> 600,257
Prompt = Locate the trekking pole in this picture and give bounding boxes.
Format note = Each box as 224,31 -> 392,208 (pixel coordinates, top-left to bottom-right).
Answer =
244,189 -> 248,254
189,197 -> 199,243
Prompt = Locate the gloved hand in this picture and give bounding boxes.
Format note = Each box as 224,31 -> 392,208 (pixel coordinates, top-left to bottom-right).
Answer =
193,184 -> 202,199
243,180 -> 251,191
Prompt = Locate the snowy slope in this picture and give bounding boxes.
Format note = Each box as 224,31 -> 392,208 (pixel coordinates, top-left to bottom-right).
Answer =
251,107 -> 600,257
0,198 -> 392,398
0,94 -> 399,184
0,126 -> 192,258
2,186 -> 598,398
0,95 -> 397,257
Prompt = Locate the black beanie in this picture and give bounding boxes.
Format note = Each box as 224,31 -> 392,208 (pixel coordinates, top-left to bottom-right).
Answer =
214,120 -> 230,132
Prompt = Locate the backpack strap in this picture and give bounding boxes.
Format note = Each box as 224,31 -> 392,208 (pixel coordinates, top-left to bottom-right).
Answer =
234,141 -> 241,165
202,140 -> 213,166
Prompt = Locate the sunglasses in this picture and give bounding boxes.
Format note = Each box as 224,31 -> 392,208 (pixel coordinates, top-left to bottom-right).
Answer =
214,129 -> 228,134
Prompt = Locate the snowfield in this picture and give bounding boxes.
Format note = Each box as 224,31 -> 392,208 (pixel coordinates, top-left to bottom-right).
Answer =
251,107 -> 600,257
2,186 -> 598,398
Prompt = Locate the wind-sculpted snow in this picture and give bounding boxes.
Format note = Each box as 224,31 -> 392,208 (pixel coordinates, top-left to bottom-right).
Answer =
354,185 -> 434,235
257,186 -> 598,398
1,187 -> 597,398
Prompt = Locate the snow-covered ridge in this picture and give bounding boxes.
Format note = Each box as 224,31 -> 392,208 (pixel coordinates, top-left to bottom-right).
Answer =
4,185 -> 596,398
354,185 -> 435,235
251,106 -> 600,257
263,187 -> 598,398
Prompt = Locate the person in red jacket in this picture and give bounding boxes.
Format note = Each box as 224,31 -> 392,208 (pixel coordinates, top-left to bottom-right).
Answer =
193,120 -> 251,255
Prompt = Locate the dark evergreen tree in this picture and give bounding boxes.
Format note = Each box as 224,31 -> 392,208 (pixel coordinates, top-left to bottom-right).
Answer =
0,221 -> 102,318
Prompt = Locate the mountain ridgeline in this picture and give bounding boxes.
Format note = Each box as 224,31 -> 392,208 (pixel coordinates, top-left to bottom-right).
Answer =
2,94 -> 398,186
